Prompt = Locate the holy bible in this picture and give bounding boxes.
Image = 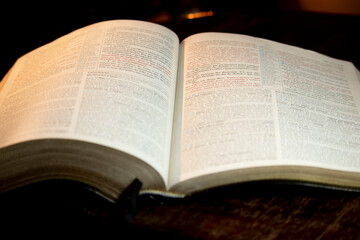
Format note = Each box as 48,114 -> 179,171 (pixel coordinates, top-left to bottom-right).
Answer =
1,20 -> 360,200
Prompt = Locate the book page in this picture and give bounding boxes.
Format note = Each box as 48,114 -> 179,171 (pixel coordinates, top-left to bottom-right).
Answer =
177,32 -> 360,183
0,20 -> 179,182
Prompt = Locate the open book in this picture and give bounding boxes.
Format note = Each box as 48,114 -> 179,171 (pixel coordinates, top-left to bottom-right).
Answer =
1,20 -> 360,199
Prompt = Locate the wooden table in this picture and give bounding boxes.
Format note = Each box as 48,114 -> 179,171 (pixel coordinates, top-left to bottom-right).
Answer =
2,180 -> 360,239
134,182 -> 360,239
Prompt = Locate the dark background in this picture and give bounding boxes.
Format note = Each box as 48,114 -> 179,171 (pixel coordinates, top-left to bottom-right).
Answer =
1,1 -> 360,239
1,0 -> 359,78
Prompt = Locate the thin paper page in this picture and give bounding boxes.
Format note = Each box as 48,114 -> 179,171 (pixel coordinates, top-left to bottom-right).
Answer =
271,47 -> 360,166
179,32 -> 360,182
0,20 -> 180,182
